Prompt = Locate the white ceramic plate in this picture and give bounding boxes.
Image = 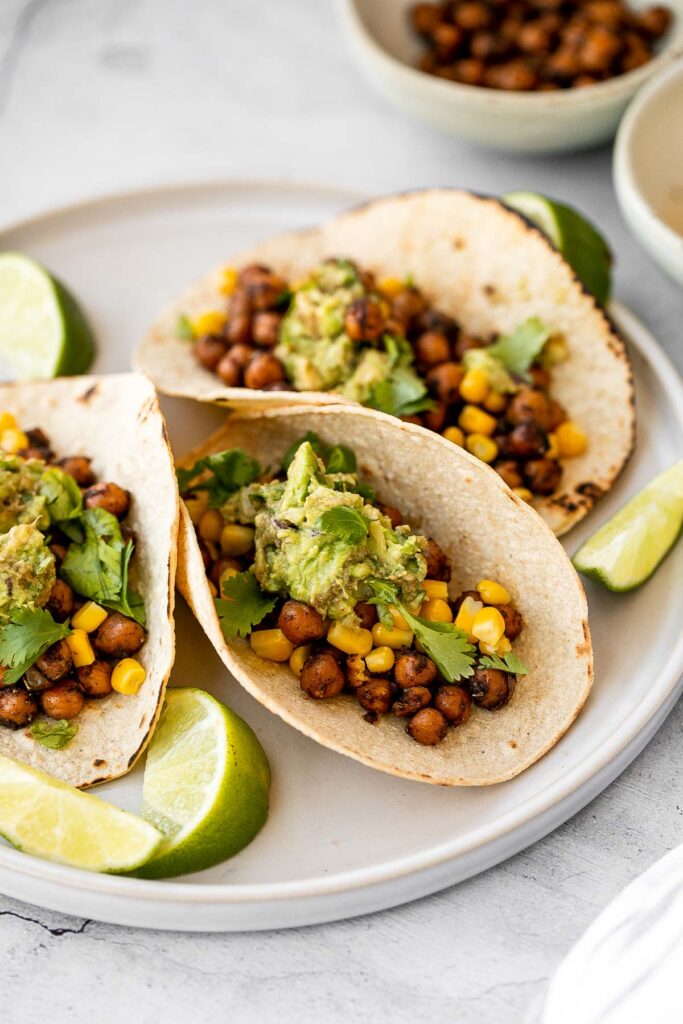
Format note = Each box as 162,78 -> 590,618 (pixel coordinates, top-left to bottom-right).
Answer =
0,182 -> 681,932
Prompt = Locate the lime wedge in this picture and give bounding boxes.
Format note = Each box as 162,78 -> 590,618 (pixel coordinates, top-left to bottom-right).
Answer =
0,252 -> 96,379
135,688 -> 270,879
573,461 -> 683,591
503,191 -> 612,307
0,753 -> 160,872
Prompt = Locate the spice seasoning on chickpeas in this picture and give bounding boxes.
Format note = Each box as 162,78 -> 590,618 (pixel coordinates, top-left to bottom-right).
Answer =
0,412 -> 148,745
410,1 -> 673,91
179,434 -> 529,748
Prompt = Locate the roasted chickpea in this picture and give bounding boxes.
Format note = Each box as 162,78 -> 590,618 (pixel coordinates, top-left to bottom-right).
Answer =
470,30 -> 509,60
507,388 -> 554,431
354,601 -> 378,630
46,579 -> 74,622
501,423 -> 547,460
422,402 -> 448,433
484,60 -> 538,91
277,600 -> 326,645
23,427 -> 53,460
517,20 -> 553,54
57,455 -> 95,487
392,685 -> 432,717
390,288 -> 425,330
225,313 -> 252,347
581,25 -> 622,71
452,1 -> 493,31
41,680 -> 85,720
83,481 -> 130,520
23,666 -> 52,692
524,458 -> 562,495
94,613 -> 145,658
411,2 -> 443,36
36,638 -> 73,682
76,660 -> 113,698
493,460 -> 523,490
424,537 -> 451,582
344,297 -> 386,342
346,653 -> 370,690
426,362 -> 464,404
356,679 -> 393,714
407,707 -> 448,745
433,21 -> 463,60
251,311 -> 282,348
0,686 -> 38,728
300,651 -> 345,699
242,267 -> 287,310
226,343 -> 256,369
215,353 -> 243,387
496,604 -> 523,640
415,331 -> 451,368
434,685 -> 472,725
636,5 -> 672,38
418,309 -> 458,341
244,353 -> 286,390
194,334 -> 228,372
468,667 -> 511,710
394,651 -> 438,689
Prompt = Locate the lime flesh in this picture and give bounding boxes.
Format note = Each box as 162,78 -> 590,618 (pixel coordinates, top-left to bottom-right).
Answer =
572,461 -> 683,591
135,688 -> 271,879
0,252 -> 96,379
0,753 -> 161,872
503,191 -> 612,307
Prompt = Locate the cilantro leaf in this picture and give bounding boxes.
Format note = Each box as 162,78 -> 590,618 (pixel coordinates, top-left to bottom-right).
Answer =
282,433 -> 357,475
487,317 -> 551,379
480,651 -> 528,675
61,508 -> 124,603
30,719 -> 78,750
398,605 -> 477,682
365,579 -> 400,606
367,365 -> 433,418
175,313 -> 194,340
177,450 -> 262,508
318,506 -> 370,544
215,571 -> 277,640
39,467 -> 83,524
102,540 -> 146,626
0,608 -> 72,685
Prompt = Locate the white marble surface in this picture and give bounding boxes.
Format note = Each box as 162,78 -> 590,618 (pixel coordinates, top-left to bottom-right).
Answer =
0,2 -> 681,1022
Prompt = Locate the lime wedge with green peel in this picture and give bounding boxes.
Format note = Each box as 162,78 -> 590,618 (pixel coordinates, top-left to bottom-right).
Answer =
502,191 -> 612,307
572,461 -> 683,591
0,252 -> 96,379
135,688 -> 270,879
0,753 -> 161,871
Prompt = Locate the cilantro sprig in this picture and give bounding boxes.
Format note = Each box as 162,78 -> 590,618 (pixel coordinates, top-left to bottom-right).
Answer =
177,450 -> 262,508
30,719 -> 78,749
487,317 -> 551,380
480,652 -> 528,675
318,506 -> 370,544
0,608 -> 72,685
399,604 -> 477,683
215,571 -> 277,640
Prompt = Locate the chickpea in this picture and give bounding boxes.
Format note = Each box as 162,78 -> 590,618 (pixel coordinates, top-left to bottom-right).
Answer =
401,415 -> 422,426
433,21 -> 463,60
470,31 -> 509,61
215,353 -> 243,387
390,288 -> 425,330
435,685 -> 472,725
496,604 -> 523,640
354,601 -> 378,630
300,651 -> 345,699
46,578 -> 75,622
394,651 -> 438,689
49,542 -> 68,564
407,707 -> 448,745
392,685 -> 432,717
226,288 -> 252,345
468,667 -> 511,710
418,309 -> 457,340
493,459 -> 523,490
226,343 -> 257,369
377,502 -> 403,528
422,402 -> 448,433
411,2 -> 443,36
584,1 -> 624,30
36,638 -> 73,682
500,423 -> 547,460
547,47 -> 583,80
23,666 -> 52,692
41,680 -> 85,720
636,5 -> 672,39
356,679 -> 393,715
83,481 -> 130,520
57,455 -> 95,487
621,38 -> 650,71
581,26 -> 621,72
524,458 -> 562,495
94,613 -> 145,658
277,600 -> 326,645
424,537 -> 451,582
0,686 -> 38,728
251,311 -> 282,348
194,334 -> 228,372
344,297 -> 386,343
243,267 -> 287,311
453,334 -> 485,361
517,21 -> 553,55
507,388 -> 554,431
426,362 -> 464,404
452,1 -> 493,32
244,353 -> 286,390
484,61 -> 538,91
415,331 -> 451,368
77,660 -> 113,698
23,428 -> 53,460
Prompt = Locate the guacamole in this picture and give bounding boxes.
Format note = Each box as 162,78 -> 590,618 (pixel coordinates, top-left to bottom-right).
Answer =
0,454 -> 49,534
0,523 -> 55,621
232,441 -> 427,623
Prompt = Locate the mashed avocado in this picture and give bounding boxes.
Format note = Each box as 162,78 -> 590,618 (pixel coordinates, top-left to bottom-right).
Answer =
0,454 -> 49,534
230,441 -> 427,623
0,523 -> 55,621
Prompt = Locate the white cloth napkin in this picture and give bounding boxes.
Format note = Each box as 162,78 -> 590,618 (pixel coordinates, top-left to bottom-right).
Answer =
539,843 -> 683,1024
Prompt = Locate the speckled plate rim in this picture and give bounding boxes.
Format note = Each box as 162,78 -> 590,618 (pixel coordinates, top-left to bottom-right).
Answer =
0,182 -> 680,928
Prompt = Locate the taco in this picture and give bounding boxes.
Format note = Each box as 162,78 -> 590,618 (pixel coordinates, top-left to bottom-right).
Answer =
0,374 -> 178,788
176,405 -> 592,786
135,188 -> 635,536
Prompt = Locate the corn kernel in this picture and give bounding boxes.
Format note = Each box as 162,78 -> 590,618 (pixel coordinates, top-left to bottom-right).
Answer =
184,494 -> 208,525
66,628 -> 95,668
471,607 -> 505,647
0,429 -> 28,454
389,606 -> 410,631
483,390 -> 507,413
421,579 -> 449,601
458,405 -> 497,437
327,622 -> 373,656
289,644 -> 312,677
0,411 -> 17,432
71,601 -> 108,633
466,433 -> 499,464
496,635 -> 512,656
378,276 -> 404,298
442,426 -> 465,447
555,421 -> 587,458
371,622 -> 414,650
545,432 -> 560,460
478,641 -> 498,656
365,646 -> 395,673
513,487 -> 533,503
476,579 -> 511,606
420,598 -> 453,623
250,628 -> 294,662
454,596 -> 483,638
111,658 -> 146,695
220,523 -> 255,557
219,266 -> 239,295
219,566 -> 239,591
198,509 -> 223,543
190,310 -> 226,336
460,368 -> 490,404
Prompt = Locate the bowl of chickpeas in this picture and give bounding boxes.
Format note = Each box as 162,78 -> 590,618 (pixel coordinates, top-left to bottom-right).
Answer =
339,0 -> 683,153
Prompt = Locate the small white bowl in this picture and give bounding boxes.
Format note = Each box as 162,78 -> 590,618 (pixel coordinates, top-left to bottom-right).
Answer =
614,58 -> 683,286
338,0 -> 683,154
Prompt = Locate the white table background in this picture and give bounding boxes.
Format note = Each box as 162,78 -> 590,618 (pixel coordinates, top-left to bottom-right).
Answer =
0,2 -> 681,1022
